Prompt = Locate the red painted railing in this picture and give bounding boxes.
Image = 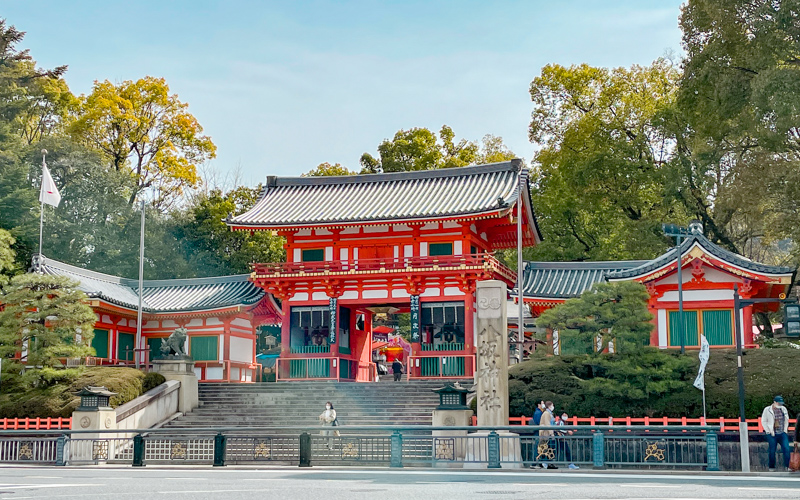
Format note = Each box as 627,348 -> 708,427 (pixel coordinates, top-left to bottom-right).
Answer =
0,417 -> 71,430
252,254 -> 516,283
469,415 -> 793,433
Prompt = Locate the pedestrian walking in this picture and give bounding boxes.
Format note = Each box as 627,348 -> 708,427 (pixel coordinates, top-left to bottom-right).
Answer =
761,395 -> 791,470
392,358 -> 403,381
556,411 -> 579,469
525,400 -> 545,466
318,401 -> 338,449
537,401 -> 558,469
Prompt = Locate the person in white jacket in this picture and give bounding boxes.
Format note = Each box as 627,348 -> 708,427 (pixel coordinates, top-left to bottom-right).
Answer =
761,395 -> 791,470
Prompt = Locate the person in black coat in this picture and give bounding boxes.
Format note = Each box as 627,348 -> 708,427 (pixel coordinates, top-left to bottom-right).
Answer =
392,358 -> 403,381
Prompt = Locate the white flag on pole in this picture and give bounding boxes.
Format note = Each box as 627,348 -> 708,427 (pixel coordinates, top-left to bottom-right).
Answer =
693,334 -> 710,390
39,164 -> 61,207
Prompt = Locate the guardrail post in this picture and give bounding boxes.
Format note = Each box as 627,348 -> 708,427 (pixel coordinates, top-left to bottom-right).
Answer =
592,431 -> 605,469
299,432 -> 312,467
390,431 -> 403,468
213,432 -> 227,467
55,434 -> 67,466
487,431 -> 501,469
132,434 -> 145,467
705,431 -> 720,471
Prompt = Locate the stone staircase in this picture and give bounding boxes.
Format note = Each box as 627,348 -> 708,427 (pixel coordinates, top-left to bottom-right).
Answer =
164,379 -> 473,429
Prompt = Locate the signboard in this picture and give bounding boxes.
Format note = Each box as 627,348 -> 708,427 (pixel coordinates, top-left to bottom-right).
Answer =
329,298 -> 337,345
410,295 -> 420,342
373,332 -> 389,343
784,303 -> 800,338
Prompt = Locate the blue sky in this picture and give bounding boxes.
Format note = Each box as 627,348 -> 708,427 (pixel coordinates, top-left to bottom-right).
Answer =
5,0 -> 685,184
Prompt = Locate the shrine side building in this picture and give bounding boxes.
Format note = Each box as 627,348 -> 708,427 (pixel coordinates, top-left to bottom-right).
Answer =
519,222 -> 794,353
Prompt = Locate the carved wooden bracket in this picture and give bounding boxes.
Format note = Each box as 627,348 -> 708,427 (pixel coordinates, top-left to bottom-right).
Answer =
403,275 -> 425,296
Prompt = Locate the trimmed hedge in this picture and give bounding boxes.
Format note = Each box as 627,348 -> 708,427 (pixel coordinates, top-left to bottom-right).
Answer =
0,367 -> 165,418
509,347 -> 800,420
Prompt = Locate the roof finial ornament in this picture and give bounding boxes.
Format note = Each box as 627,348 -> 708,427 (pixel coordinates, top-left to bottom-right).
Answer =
688,220 -> 703,235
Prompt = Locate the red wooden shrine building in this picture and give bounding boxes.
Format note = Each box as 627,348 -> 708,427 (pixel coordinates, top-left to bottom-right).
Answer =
226,160 -> 541,381
519,221 -> 794,353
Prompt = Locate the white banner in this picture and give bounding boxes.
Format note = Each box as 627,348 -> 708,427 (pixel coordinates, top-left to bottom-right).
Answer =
693,334 -> 710,390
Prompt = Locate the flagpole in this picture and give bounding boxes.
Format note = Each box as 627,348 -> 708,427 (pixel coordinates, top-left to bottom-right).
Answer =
702,385 -> 707,422
135,199 -> 145,370
38,150 -> 47,272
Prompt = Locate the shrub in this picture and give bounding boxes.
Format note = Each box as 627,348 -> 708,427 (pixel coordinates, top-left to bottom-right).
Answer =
0,366 -> 150,418
142,372 -> 166,392
509,348 -> 800,419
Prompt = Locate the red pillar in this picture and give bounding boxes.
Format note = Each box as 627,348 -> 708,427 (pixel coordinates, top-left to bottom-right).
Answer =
649,305 -> 659,347
280,300 -> 291,356
464,290 -> 475,352
743,305 -> 754,347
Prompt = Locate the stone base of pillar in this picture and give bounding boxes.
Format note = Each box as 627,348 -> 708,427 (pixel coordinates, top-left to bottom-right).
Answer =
432,409 -> 473,468
462,431 -> 523,469
152,358 -> 198,414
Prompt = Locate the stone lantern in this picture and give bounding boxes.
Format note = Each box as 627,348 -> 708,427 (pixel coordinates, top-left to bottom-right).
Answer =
432,382 -> 471,410
430,382 -> 474,467
75,386 -> 116,411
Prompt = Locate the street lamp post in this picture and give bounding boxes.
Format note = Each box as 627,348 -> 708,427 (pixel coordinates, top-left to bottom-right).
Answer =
662,224 -> 692,354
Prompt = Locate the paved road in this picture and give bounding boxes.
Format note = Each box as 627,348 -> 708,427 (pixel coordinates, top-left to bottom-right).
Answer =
0,467 -> 798,499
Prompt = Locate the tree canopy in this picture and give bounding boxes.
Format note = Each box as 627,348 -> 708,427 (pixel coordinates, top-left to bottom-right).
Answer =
536,281 -> 654,354
0,273 -> 96,367
68,77 -> 217,208
360,125 -> 517,173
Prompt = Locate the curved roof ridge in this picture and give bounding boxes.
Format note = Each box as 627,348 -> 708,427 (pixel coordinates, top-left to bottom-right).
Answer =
38,255 -> 128,285
36,255 -> 266,313
605,234 -> 794,280
270,160 -> 522,187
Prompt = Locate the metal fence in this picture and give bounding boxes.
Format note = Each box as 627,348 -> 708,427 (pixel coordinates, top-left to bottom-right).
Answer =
0,425 -> 720,470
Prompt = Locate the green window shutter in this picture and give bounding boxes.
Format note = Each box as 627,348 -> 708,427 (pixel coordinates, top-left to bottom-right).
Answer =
92,329 -> 109,358
147,337 -> 165,362
190,336 -> 218,361
702,310 -> 733,346
117,333 -> 135,361
429,243 -> 453,256
302,248 -> 325,262
668,311 -> 699,347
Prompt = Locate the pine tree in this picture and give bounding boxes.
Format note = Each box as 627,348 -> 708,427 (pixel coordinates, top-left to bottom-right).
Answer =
0,273 -> 95,367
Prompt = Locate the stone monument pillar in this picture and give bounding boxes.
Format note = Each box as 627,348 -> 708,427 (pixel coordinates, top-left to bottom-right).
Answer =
475,280 -> 509,427
463,280 -> 521,468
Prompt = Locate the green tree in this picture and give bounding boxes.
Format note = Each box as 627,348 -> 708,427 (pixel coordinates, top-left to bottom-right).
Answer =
676,0 -> 800,261
304,162 -> 356,176
68,76 -> 217,208
528,60 -> 685,261
536,281 -> 653,353
0,19 -> 69,146
359,125 -> 512,173
174,186 -> 285,276
0,273 -> 95,367
0,228 -> 14,285
478,134 -> 517,164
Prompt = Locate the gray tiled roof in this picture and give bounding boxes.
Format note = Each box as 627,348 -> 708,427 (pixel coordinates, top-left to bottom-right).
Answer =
227,161 -> 539,233
38,256 -> 264,313
518,261 -> 648,299
606,234 -> 794,280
